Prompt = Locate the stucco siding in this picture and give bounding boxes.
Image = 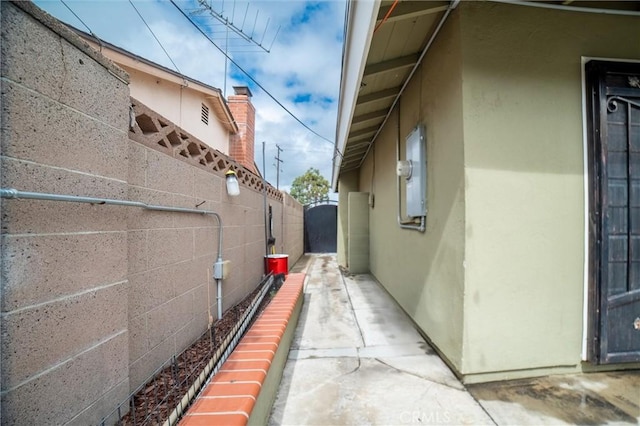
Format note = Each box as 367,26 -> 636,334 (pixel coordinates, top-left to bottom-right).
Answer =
459,2 -> 640,378
124,66 -> 229,153
360,12 -> 466,370
337,170 -> 359,267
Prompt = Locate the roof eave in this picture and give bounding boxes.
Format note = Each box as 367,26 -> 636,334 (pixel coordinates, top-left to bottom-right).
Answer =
72,27 -> 238,134
332,0 -> 381,192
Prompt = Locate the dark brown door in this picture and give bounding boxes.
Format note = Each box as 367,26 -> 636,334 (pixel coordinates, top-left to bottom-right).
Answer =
587,60 -> 640,364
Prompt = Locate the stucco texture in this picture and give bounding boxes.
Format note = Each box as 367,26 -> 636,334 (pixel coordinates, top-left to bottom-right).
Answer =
349,1 -> 640,382
359,11 -> 466,371
460,2 -> 640,379
123,66 -> 230,154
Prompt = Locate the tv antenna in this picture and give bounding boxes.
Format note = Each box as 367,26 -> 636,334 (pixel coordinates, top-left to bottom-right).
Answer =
191,0 -> 280,53
186,1 -> 280,95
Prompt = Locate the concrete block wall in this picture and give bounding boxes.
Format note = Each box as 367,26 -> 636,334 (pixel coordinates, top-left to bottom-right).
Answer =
126,100 -> 300,392
126,140 -> 219,389
1,2 -> 304,424
219,184 -> 268,309
1,2 -> 131,424
283,192 -> 304,261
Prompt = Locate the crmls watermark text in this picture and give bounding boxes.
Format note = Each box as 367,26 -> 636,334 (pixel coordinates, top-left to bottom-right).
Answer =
400,410 -> 452,424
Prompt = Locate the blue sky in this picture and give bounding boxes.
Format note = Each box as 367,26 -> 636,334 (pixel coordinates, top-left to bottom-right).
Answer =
33,0 -> 346,193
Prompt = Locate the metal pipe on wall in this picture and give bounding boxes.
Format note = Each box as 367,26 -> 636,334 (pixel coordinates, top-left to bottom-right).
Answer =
262,141 -> 269,258
0,187 -> 226,315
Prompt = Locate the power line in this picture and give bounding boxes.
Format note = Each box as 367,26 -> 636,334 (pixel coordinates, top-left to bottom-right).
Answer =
128,0 -> 185,81
169,0 -> 336,147
60,0 -> 103,47
60,0 -> 343,162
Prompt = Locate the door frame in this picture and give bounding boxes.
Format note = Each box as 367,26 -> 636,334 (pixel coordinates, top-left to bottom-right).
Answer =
582,57 -> 640,363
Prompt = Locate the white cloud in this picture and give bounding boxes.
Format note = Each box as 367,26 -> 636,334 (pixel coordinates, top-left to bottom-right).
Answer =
34,0 -> 345,193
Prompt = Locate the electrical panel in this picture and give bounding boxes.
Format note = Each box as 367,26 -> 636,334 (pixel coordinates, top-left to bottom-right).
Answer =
405,125 -> 427,217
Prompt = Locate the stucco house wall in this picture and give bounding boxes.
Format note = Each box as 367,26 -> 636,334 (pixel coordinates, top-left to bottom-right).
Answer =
337,170 -> 359,267
358,10 -> 466,371
346,1 -> 640,383
459,2 -> 640,381
77,34 -> 235,157
1,2 -> 304,424
125,66 -> 230,154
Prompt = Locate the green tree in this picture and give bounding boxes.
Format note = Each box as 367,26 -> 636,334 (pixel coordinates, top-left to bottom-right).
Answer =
290,168 -> 330,205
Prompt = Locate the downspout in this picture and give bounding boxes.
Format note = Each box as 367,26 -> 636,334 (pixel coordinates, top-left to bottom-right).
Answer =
0,188 -> 225,316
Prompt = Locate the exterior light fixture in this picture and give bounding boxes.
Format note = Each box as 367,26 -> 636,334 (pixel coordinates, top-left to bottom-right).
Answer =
225,170 -> 240,197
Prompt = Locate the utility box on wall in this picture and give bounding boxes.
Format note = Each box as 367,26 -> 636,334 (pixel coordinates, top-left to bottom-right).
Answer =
405,125 -> 427,217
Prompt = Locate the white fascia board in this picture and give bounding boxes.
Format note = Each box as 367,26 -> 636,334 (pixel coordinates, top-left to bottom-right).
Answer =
332,0 -> 381,191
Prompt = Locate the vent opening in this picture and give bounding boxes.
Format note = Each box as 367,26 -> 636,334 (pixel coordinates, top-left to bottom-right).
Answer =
201,103 -> 209,125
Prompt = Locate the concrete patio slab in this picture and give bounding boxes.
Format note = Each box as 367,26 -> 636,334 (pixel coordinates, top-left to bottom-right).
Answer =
290,255 -> 363,351
269,254 -> 492,425
270,254 -> 640,425
352,304 -> 425,347
270,356 -> 493,425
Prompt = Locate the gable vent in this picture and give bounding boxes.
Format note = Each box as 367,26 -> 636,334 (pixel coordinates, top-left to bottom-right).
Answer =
201,103 -> 209,125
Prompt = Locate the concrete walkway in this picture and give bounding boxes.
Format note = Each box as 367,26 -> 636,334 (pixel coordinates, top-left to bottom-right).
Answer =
268,254 -> 640,425
269,254 -> 492,425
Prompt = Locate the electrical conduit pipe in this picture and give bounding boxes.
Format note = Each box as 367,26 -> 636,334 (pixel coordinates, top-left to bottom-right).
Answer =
356,1 -> 461,232
0,188 -> 226,317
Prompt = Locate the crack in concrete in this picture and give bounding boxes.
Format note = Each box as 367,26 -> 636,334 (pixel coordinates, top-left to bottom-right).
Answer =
340,272 -> 365,348
375,357 -> 499,425
58,36 -> 68,103
467,388 -> 500,426
374,357 -> 466,393
343,355 -> 362,376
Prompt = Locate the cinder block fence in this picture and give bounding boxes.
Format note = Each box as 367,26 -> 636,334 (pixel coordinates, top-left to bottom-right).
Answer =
0,2 -> 303,424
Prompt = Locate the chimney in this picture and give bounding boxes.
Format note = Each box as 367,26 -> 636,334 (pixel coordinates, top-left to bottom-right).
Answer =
228,86 -> 257,173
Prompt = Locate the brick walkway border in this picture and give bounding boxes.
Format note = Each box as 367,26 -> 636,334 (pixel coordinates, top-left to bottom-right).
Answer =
180,273 -> 305,426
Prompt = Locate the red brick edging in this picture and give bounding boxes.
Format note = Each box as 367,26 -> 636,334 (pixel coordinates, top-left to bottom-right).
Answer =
179,273 -> 305,426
